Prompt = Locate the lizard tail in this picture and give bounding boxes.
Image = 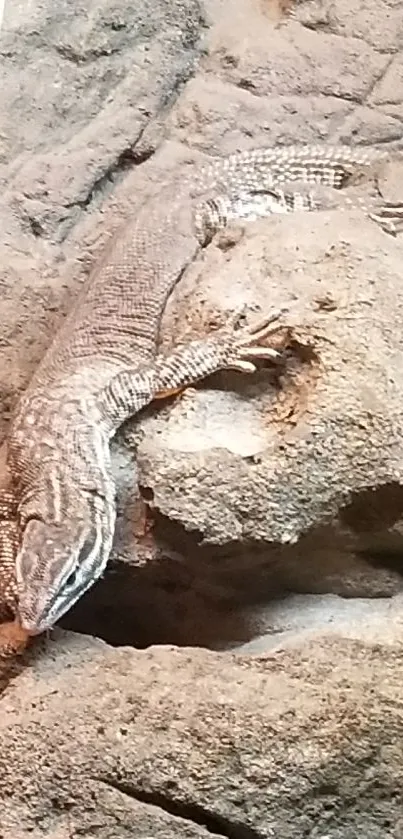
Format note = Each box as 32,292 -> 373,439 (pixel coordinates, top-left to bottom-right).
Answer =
195,144 -> 390,196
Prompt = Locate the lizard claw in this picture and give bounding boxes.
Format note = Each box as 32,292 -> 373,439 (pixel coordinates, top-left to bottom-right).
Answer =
237,308 -> 287,339
225,307 -> 288,373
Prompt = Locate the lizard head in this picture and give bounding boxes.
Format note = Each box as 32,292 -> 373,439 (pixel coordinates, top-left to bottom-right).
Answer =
15,490 -> 116,635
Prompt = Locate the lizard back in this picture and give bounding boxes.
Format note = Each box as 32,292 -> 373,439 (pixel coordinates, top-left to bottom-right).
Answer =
17,143 -> 389,406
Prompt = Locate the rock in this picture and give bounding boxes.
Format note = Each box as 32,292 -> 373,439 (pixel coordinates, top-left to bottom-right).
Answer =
2,0 -> 403,833
0,0 -> 206,424
2,613 -> 403,837
1,0 -> 403,644
233,592 -> 403,652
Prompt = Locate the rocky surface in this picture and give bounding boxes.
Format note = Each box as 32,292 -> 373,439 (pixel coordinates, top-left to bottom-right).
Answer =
1,0 -> 403,834
1,0 -> 403,643
2,605 -> 403,838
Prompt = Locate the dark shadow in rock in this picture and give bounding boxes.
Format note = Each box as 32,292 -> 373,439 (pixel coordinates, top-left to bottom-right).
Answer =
60,505 -> 403,650
59,551 -> 265,650
339,482 -> 403,533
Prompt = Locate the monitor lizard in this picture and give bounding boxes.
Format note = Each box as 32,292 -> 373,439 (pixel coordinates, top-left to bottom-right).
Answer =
0,143 -> 400,640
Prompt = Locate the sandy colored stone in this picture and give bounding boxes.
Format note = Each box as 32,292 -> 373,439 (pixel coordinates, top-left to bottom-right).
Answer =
1,0 -> 403,709
2,0 -> 403,834
2,613 -> 403,837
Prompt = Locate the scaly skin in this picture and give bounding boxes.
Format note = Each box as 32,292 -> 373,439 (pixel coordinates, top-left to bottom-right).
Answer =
0,143 -> 401,635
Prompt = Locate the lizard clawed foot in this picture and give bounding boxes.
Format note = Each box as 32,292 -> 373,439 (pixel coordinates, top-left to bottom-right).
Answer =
224,307 -> 289,373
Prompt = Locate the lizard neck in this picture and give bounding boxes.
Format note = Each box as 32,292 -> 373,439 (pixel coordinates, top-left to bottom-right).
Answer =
8,393 -> 115,523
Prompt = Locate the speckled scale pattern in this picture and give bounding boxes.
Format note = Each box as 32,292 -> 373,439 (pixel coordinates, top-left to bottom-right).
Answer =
0,142 -> 397,627
0,516 -> 19,620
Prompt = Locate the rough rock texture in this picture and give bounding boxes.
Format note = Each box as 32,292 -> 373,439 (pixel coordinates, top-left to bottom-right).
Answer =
2,0 -> 403,834
1,0 -> 403,647
2,609 -> 403,838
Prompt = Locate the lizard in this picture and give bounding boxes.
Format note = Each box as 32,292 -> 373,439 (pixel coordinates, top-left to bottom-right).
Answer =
0,142 -> 401,640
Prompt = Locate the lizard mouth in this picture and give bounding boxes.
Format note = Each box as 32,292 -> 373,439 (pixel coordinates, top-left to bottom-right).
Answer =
15,588 -> 56,635
16,613 -> 48,636
23,624 -> 46,637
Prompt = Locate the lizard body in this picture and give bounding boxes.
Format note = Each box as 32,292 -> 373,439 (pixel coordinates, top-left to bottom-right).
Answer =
0,143 -> 400,634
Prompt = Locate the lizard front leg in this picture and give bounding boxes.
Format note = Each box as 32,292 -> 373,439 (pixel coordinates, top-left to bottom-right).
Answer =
98,308 -> 288,432
0,489 -> 20,621
154,309 -> 285,400
0,490 -> 29,683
